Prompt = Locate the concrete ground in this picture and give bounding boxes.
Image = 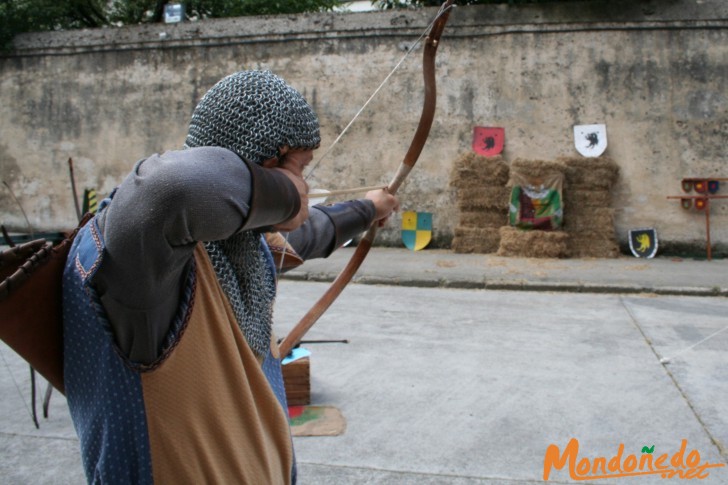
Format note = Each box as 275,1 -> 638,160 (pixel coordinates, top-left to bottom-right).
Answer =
1,249 -> 726,484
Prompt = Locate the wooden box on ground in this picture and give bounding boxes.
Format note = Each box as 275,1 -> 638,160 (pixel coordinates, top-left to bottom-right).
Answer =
282,357 -> 310,406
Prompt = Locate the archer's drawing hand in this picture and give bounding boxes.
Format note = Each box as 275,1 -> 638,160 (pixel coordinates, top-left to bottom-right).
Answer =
366,188 -> 399,227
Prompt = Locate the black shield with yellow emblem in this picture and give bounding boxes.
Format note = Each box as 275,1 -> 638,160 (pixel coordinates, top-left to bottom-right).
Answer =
629,228 -> 658,258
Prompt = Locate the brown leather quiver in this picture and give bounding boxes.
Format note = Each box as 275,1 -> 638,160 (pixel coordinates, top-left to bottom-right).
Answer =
0,215 -> 91,395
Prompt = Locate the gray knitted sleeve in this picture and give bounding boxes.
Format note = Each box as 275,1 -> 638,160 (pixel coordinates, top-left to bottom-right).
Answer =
92,146 -> 372,362
93,146 -> 305,361
286,200 -> 376,260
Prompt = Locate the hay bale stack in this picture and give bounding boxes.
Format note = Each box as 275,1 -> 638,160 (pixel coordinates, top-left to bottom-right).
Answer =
497,226 -> 569,258
495,159 -> 568,257
559,156 -> 620,258
450,153 -> 509,253
451,154 -> 620,258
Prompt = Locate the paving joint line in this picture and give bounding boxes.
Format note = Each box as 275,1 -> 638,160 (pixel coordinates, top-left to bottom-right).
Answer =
618,296 -> 728,463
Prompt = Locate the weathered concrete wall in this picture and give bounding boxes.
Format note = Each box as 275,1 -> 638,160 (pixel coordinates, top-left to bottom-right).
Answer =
1,0 -> 727,255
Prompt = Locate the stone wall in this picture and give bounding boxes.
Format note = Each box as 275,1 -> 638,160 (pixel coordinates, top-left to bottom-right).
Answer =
1,0 -> 727,255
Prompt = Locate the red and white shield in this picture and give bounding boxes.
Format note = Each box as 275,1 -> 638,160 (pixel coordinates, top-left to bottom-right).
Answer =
574,124 -> 607,157
472,126 -> 504,157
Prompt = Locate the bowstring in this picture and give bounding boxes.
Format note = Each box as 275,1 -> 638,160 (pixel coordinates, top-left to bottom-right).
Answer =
304,3 -> 455,183
279,3 -> 454,274
1,181 -> 39,426
0,345 -> 37,427
659,324 -> 728,364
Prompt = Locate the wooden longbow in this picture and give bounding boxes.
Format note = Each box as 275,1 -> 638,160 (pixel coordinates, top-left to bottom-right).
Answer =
279,1 -> 455,357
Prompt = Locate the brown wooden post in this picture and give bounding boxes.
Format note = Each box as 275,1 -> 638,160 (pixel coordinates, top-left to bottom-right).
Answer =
705,197 -> 712,261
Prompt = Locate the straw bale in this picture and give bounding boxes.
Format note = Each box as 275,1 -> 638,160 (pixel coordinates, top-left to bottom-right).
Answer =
562,189 -> 613,209
559,156 -> 619,190
496,226 -> 569,258
567,168 -> 617,190
507,159 -> 566,186
451,226 -> 501,254
451,153 -> 509,188
458,210 -> 508,228
562,208 -> 615,233
458,187 -> 510,211
571,229 -> 618,241
568,237 -> 620,258
452,175 -> 509,190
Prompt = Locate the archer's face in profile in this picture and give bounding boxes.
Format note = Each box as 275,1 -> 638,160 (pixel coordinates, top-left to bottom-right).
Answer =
262,146 -> 315,233
262,146 -> 314,178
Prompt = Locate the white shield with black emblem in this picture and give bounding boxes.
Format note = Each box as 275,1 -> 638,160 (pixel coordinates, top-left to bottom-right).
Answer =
574,124 -> 607,157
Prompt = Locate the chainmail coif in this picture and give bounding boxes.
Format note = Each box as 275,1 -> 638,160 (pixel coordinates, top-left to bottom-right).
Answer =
204,233 -> 276,357
185,70 -> 320,358
185,70 -> 320,164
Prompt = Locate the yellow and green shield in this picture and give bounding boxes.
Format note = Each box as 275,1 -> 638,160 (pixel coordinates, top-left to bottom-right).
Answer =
82,188 -> 98,215
401,211 -> 432,251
